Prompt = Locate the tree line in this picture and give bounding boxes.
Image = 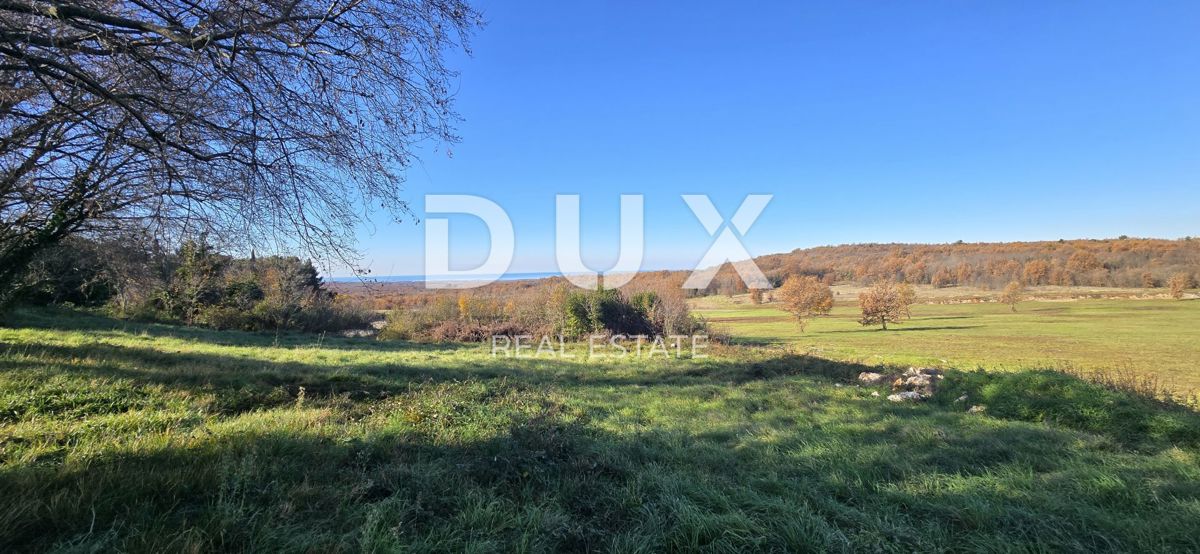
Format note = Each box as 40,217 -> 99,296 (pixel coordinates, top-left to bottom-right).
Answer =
694,238 -> 1200,296
14,236 -> 370,332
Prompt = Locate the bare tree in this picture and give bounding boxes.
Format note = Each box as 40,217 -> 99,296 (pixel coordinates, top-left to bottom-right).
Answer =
0,0 -> 481,307
777,275 -> 832,332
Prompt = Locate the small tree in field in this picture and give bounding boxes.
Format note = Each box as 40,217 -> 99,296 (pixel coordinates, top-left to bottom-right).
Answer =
896,282 -> 917,319
858,280 -> 908,330
778,276 -> 833,332
1168,272 -> 1192,300
1001,281 -> 1024,312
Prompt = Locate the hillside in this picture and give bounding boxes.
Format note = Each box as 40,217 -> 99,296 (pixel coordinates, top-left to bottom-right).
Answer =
330,238 -> 1200,309
751,238 -> 1200,290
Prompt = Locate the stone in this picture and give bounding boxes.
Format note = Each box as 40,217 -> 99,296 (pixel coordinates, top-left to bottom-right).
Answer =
857,372 -> 888,385
968,405 -> 987,414
891,367 -> 944,397
871,391 -> 881,397
954,394 -> 969,403
887,391 -> 925,402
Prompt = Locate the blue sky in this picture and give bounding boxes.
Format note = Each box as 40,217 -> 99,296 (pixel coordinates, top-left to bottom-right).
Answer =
345,1 -> 1200,277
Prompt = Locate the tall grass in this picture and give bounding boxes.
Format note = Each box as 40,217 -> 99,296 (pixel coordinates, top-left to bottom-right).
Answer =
1058,364 -> 1200,408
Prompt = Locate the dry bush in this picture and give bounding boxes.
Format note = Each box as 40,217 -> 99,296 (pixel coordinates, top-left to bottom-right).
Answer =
1168,272 -> 1193,299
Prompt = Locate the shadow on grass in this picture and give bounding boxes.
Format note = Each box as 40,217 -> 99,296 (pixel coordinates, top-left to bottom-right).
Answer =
2,385 -> 1198,552
5,308 -> 1200,550
720,336 -> 789,347
822,325 -> 981,334
1,306 -> 463,353
0,338 -> 883,416
5,307 -> 1200,451
6,329 -> 1200,454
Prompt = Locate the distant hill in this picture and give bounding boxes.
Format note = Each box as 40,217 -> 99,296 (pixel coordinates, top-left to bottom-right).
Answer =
332,238 -> 1200,302
741,237 -> 1200,291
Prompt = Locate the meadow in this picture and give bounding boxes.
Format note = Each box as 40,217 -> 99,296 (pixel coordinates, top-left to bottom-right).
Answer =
2,305 -> 1200,552
694,292 -> 1200,394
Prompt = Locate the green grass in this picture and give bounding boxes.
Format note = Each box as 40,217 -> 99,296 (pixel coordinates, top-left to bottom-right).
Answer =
2,307 -> 1200,552
695,296 -> 1200,393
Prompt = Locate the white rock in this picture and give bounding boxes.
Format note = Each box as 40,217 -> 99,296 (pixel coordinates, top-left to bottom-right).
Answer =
968,405 -> 987,414
887,391 -> 925,402
857,372 -> 888,385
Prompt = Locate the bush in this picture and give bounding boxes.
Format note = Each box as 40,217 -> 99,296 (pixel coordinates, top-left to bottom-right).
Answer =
134,242 -> 370,332
563,288 -> 660,338
377,309 -> 427,341
378,284 -> 707,343
17,238 -> 119,307
380,307 -> 535,343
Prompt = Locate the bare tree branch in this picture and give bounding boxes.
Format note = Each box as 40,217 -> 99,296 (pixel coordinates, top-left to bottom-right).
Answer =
0,0 -> 481,305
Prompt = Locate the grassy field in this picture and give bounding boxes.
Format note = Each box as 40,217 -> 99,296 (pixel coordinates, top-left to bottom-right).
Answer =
3,307 -> 1200,552
693,295 -> 1200,394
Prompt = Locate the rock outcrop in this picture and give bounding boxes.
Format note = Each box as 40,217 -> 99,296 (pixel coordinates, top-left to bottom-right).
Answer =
859,367 -> 944,402
887,391 -> 924,402
857,372 -> 889,385
889,367 -> 943,400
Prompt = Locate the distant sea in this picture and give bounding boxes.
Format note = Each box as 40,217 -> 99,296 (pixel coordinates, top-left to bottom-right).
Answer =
328,271 -> 561,283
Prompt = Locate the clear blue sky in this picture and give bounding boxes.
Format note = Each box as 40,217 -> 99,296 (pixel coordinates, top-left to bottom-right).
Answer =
345,1 -> 1200,277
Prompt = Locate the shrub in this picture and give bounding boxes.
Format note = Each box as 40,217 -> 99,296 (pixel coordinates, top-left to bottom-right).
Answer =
378,283 -> 705,343
562,287 -> 659,338
1168,272 -> 1192,299
16,238 -> 119,307
133,242 -> 370,332
378,309 -> 428,341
